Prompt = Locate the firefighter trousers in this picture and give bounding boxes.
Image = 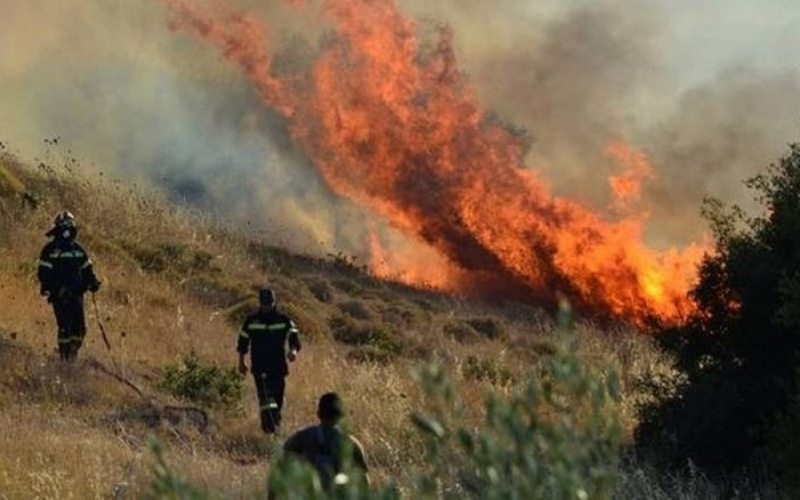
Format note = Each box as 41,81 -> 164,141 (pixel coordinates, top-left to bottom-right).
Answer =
253,372 -> 286,434
51,294 -> 87,361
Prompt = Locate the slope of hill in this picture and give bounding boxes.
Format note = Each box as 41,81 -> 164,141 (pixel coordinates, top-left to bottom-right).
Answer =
0,148 -> 679,498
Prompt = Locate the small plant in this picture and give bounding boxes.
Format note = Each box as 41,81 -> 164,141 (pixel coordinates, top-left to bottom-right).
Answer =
411,304 -> 623,499
461,355 -> 513,385
329,316 -> 404,356
158,352 -> 243,410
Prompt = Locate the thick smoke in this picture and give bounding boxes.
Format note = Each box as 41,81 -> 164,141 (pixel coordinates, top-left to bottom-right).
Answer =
0,0 -> 368,251
1,0 -> 798,259
400,0 -> 800,247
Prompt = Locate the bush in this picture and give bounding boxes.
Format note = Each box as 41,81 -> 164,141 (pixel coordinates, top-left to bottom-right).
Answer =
461,355 -> 513,385
158,352 -> 243,410
638,143 -> 800,474
411,313 -> 622,499
328,316 -> 404,355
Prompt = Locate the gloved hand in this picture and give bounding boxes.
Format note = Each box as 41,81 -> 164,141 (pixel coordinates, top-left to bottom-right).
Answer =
39,286 -> 49,297
287,349 -> 297,362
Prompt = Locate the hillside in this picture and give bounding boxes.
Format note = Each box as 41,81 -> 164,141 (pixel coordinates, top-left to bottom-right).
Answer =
0,148 -> 677,498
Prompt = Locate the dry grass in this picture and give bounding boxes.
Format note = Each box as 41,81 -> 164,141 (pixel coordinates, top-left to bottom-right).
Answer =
0,152 -> 680,497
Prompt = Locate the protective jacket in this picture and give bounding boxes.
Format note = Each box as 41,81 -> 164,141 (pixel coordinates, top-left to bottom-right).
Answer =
283,423 -> 369,490
37,238 -> 99,298
238,309 -> 301,376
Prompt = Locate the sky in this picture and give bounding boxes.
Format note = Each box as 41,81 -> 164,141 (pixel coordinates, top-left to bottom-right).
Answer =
0,0 -> 798,255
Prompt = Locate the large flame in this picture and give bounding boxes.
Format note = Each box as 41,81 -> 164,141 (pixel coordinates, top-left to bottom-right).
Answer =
165,0 -> 707,325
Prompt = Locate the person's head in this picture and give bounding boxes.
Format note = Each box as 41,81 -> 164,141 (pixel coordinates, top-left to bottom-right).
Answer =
317,392 -> 344,425
259,287 -> 276,311
46,210 -> 77,240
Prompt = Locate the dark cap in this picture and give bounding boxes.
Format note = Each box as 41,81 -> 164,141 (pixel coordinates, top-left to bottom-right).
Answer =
259,288 -> 276,306
318,392 -> 344,421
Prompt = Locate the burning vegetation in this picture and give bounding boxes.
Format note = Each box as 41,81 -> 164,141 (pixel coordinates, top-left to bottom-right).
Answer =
166,0 -> 707,326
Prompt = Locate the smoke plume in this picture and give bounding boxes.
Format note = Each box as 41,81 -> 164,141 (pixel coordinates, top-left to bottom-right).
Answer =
1,0 -> 798,321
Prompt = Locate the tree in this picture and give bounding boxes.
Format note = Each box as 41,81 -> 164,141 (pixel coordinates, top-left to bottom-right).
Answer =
637,143 -> 800,473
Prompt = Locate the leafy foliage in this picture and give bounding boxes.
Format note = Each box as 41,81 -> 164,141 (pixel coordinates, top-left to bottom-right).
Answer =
158,352 -> 243,410
638,143 -> 800,473
410,309 -> 622,499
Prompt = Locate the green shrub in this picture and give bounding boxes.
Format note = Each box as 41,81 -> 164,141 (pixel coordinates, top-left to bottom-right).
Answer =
638,142 -> 800,474
411,311 -> 622,499
158,352 -> 243,410
328,316 -> 404,355
461,355 -> 513,385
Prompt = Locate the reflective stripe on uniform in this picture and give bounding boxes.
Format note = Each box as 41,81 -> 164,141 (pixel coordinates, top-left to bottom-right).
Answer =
49,251 -> 85,259
246,322 -> 287,333
239,331 -> 250,339
260,402 -> 279,410
38,260 -> 54,268
81,260 -> 92,269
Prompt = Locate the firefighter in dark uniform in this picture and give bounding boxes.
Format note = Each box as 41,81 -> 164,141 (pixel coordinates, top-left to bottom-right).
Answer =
37,211 -> 101,361
238,288 -> 301,434
268,393 -> 370,499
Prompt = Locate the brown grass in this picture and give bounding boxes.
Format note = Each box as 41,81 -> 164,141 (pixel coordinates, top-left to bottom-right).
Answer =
0,152 -> 678,497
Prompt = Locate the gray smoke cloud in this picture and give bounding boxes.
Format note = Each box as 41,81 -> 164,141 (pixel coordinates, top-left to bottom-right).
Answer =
401,0 -> 800,246
0,0 -> 373,252
1,0 -> 798,258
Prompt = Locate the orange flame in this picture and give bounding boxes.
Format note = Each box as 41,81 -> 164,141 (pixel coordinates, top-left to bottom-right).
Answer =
166,0 -> 708,325
605,140 -> 655,212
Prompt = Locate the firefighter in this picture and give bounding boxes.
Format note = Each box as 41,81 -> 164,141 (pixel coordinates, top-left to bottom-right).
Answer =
283,392 -> 369,490
268,393 -> 370,498
238,287 -> 301,434
37,211 -> 101,361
